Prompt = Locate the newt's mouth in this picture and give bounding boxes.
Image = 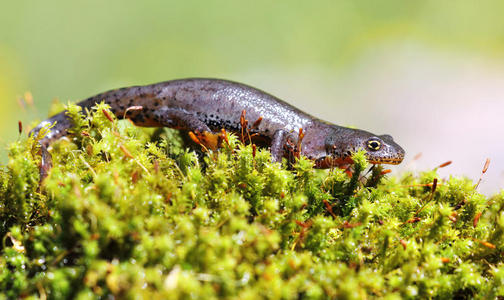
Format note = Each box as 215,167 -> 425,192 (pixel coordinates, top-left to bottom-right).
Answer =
368,158 -> 404,165
314,155 -> 404,168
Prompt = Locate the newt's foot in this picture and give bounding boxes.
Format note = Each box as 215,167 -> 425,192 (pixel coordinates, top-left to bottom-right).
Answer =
189,130 -> 221,151
340,165 -> 353,177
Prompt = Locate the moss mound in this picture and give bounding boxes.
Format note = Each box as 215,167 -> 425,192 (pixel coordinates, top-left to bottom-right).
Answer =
1,103 -> 503,299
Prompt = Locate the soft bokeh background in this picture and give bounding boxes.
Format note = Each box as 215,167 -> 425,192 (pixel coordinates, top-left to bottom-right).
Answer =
1,0 -> 503,193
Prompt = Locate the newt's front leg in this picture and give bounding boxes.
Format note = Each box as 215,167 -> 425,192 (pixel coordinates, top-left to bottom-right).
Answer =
270,129 -> 289,163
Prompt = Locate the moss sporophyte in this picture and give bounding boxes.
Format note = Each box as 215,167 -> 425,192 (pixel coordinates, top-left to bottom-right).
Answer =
1,103 -> 503,299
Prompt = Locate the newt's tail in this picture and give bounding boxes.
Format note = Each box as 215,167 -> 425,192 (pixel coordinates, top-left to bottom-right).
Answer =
30,112 -> 73,148
29,109 -> 76,183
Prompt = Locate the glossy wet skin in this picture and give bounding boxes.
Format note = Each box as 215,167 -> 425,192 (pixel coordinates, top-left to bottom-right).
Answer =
31,78 -> 405,179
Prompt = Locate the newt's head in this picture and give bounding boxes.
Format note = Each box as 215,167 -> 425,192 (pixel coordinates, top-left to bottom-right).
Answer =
312,127 -> 405,168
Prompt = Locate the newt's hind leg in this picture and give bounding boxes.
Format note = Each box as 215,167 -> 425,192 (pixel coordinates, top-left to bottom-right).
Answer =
154,108 -> 220,150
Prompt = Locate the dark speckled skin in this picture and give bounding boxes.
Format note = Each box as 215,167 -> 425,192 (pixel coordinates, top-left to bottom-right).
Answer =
31,78 -> 405,173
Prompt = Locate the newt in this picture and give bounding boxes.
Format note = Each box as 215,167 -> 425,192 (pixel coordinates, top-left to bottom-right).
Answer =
30,78 -> 405,178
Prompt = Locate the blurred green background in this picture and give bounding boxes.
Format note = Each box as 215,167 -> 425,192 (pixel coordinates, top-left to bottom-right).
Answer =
1,0 -> 503,192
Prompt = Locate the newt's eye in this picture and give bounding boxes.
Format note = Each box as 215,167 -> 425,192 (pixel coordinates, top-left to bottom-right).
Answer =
367,140 -> 381,151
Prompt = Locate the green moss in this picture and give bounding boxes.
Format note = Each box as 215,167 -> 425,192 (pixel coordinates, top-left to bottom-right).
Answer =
1,103 -> 503,299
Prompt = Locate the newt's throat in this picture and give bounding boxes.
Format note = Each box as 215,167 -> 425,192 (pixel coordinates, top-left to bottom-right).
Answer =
314,156 -> 354,168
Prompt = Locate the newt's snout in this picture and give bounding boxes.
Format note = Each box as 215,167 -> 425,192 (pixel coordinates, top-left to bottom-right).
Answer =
364,134 -> 405,165
316,128 -> 405,168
